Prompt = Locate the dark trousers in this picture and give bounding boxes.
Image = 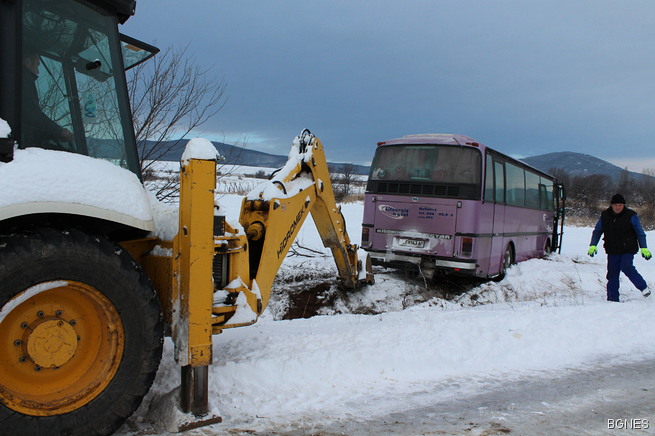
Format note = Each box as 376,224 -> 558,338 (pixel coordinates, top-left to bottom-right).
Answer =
606,253 -> 647,302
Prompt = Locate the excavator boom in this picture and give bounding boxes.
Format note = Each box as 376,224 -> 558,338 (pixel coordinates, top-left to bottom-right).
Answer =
239,129 -> 371,305
169,130 -> 373,418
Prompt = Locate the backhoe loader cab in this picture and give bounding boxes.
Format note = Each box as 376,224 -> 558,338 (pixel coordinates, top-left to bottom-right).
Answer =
0,0 -> 157,174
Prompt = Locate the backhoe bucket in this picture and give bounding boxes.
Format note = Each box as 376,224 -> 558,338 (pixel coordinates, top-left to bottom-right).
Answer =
358,249 -> 375,285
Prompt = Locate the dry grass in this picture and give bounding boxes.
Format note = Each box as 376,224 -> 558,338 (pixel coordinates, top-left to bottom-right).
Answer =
563,216 -> 596,227
564,206 -> 655,230
340,193 -> 365,203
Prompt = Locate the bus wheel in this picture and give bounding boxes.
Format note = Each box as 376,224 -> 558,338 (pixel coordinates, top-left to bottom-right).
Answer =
494,244 -> 514,281
0,228 -> 163,436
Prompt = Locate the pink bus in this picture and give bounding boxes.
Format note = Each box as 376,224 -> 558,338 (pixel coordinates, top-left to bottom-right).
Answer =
361,134 -> 566,279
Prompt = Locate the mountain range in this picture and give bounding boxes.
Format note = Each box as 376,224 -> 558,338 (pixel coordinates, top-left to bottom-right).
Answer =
521,152 -> 652,184
153,139 -> 370,175
154,139 -> 651,182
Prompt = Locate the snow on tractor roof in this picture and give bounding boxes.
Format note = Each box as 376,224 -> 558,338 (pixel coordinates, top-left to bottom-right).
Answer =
0,146 -> 156,231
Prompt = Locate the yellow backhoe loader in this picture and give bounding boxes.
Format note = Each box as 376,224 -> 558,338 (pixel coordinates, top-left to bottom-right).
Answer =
0,1 -> 372,435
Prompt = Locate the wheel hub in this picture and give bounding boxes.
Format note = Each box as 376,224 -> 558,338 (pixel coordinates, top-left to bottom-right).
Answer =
0,281 -> 124,416
25,319 -> 78,368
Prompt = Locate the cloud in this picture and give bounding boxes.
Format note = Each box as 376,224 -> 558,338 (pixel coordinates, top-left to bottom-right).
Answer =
123,0 -> 655,165
191,129 -> 288,153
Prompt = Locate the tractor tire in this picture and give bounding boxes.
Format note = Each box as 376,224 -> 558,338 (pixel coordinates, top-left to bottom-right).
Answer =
0,227 -> 163,436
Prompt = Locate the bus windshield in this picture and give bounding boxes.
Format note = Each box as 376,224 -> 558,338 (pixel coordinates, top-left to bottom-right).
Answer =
370,145 -> 482,185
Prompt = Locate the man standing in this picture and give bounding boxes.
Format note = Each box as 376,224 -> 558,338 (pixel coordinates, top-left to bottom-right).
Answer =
588,194 -> 651,302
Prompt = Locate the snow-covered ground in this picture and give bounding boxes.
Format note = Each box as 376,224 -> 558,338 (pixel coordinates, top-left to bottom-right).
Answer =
117,193 -> 655,435
3,145 -> 651,434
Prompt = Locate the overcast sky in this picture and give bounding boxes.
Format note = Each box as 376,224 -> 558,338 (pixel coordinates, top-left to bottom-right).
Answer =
122,1 -> 655,170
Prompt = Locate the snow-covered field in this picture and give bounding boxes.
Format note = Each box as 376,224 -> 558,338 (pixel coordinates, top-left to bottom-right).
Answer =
117,188 -> 655,435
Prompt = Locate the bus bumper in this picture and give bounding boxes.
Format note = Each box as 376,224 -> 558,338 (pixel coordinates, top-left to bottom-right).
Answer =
434,259 -> 477,271
369,251 -> 422,265
368,250 -> 477,273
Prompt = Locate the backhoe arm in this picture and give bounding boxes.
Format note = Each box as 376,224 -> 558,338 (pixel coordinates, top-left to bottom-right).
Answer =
167,131 -> 372,418
171,130 -> 372,339
238,130 -> 373,310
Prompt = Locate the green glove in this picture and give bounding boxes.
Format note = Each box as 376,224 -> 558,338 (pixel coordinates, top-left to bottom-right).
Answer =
641,248 -> 652,260
587,246 -> 597,257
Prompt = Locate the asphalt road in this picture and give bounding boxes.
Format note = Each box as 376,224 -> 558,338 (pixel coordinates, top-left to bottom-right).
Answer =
241,359 -> 655,436
121,358 -> 655,435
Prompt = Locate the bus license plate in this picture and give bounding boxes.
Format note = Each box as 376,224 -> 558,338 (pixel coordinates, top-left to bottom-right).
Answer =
398,238 -> 425,248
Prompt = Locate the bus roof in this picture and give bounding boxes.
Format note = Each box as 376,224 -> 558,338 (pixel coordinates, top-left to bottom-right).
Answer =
375,133 -> 557,181
377,134 -> 481,147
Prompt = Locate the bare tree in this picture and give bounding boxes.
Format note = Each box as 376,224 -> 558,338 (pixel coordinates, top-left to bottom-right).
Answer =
331,163 -> 357,202
636,169 -> 655,227
547,166 -> 655,228
127,45 -> 227,176
548,167 -> 570,189
616,167 -> 633,194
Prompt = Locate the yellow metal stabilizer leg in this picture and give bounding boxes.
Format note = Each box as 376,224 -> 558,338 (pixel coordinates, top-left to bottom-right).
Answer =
172,152 -> 218,422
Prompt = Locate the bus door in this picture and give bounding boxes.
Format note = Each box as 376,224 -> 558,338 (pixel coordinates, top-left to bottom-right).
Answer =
489,160 -> 506,275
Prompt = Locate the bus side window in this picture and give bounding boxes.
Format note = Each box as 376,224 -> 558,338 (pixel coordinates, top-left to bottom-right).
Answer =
539,178 -> 554,209
505,163 -> 525,206
484,154 -> 494,202
494,161 -> 505,203
538,184 -> 548,209
525,171 -> 541,208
